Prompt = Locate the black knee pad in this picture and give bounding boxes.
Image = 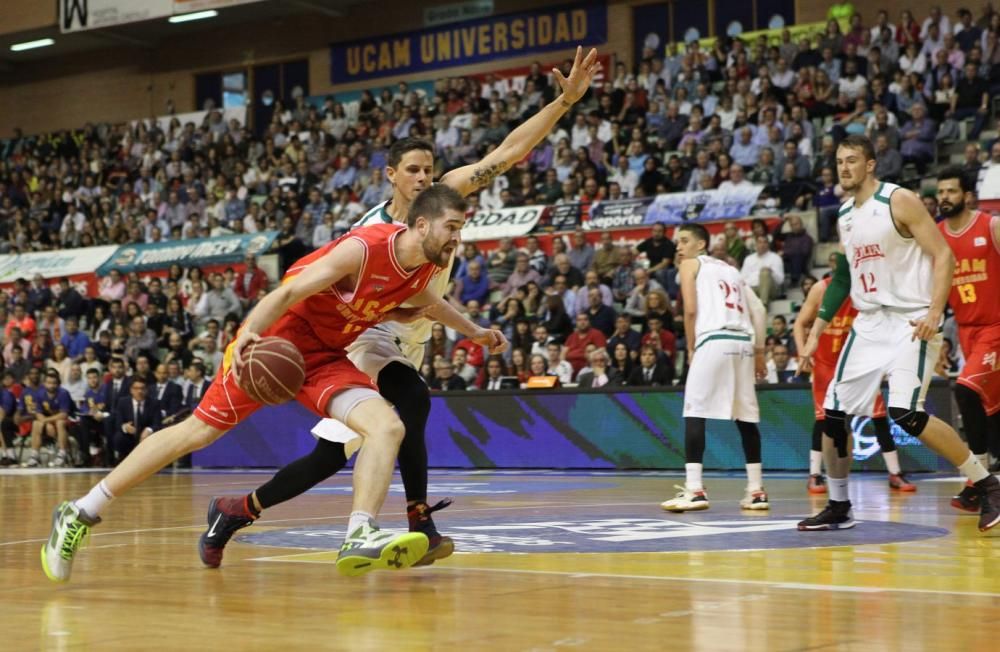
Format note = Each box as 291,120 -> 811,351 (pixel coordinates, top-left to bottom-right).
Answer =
888,407 -> 930,437
823,409 -> 849,456
378,362 -> 430,420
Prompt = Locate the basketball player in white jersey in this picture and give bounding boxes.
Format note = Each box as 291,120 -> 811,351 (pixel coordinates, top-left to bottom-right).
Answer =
660,223 -> 770,512
798,135 -> 1000,532
197,47 -> 604,568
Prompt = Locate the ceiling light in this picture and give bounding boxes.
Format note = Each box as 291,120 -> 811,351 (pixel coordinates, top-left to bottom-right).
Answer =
168,10 -> 218,24
10,38 -> 55,52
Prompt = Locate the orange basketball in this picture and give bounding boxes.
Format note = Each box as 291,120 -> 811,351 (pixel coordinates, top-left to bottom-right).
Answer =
236,336 -> 305,405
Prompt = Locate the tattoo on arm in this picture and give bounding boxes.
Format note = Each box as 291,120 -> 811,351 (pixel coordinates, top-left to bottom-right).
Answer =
469,162 -> 509,190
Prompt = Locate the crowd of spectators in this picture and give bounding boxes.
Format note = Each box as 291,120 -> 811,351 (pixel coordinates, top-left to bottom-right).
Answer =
1,5 -> 999,462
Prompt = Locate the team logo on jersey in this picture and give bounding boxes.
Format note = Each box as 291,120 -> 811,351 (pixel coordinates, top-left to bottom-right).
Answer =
974,236 -> 988,247
372,274 -> 391,281
984,352 -> 998,371
373,285 -> 384,293
852,243 -> 885,267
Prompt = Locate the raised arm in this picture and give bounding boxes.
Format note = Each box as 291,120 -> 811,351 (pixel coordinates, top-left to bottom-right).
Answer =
440,47 -> 602,197
892,188 -> 955,340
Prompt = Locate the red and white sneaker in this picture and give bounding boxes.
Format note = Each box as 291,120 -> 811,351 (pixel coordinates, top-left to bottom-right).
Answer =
740,487 -> 770,510
888,473 -> 917,492
661,485 -> 710,512
807,474 -> 827,495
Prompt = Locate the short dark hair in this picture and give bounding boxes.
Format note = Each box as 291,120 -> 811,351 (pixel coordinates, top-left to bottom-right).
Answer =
388,137 -> 434,168
86,369 -> 100,376
44,369 -> 61,383
937,166 -> 975,194
838,134 -> 876,161
678,223 -> 710,249
406,184 -> 467,227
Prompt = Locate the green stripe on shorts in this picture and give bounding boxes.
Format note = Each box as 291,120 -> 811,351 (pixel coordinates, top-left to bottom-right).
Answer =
832,329 -> 857,411
695,333 -> 752,350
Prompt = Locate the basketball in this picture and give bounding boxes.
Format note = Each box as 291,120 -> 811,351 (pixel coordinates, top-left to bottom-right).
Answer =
236,337 -> 305,405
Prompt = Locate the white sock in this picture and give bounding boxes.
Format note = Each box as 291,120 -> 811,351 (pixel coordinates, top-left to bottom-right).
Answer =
746,463 -> 763,491
976,453 -> 989,472
958,453 -> 990,484
75,480 -> 114,517
809,450 -> 823,476
883,450 -> 901,475
347,510 -> 374,534
828,476 -> 850,502
89,445 -> 100,456
685,463 -> 704,491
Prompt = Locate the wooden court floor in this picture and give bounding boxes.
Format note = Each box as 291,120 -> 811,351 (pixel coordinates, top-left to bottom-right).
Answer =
2,468 -> 999,651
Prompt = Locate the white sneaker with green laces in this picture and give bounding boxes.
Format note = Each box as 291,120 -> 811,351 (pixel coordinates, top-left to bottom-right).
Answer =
660,485 -> 710,512
335,519 -> 429,578
41,501 -> 101,582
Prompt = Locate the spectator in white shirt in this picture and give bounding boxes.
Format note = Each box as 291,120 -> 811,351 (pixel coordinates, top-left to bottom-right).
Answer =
718,164 -> 754,192
312,212 -> 335,248
608,155 -> 639,197
546,343 -> 574,385
740,235 -> 785,307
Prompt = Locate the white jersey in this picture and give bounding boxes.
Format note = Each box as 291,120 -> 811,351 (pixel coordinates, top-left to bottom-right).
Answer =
352,199 -> 453,347
838,181 -> 933,317
693,255 -> 754,342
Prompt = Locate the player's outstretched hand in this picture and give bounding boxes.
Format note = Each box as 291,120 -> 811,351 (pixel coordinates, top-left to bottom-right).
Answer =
383,306 -> 430,324
909,311 -> 941,342
231,330 -> 261,375
471,327 -> 509,354
553,46 -> 602,105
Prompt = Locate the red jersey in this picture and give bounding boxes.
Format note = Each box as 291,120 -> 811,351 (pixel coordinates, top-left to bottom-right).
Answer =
814,277 -> 857,369
279,223 -> 440,351
939,211 -> 1000,326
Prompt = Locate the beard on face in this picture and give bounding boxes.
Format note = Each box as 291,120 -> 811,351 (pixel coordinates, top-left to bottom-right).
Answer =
422,237 -> 452,267
938,198 -> 965,217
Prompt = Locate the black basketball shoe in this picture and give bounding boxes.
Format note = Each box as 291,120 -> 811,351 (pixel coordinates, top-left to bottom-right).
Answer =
408,498 -> 455,566
797,500 -> 855,530
975,475 -> 1000,532
198,496 -> 257,568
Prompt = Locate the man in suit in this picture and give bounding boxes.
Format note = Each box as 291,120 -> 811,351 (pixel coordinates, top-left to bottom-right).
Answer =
576,348 -> 622,389
113,375 -> 161,464
101,357 -> 129,466
628,345 -> 675,387
152,364 -> 185,426
183,360 -> 210,410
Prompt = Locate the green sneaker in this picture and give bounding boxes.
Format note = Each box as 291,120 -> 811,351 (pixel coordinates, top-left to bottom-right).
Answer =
41,501 -> 101,583
335,519 -> 429,578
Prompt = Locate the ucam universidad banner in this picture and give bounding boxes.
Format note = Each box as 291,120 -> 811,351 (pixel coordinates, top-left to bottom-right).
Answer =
97,231 -> 278,275
329,2 -> 607,83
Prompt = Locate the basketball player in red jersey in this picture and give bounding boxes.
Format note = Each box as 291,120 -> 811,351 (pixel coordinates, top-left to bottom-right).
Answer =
936,167 -> 1000,512
42,185 -> 508,582
795,255 -> 916,494
195,47 -> 604,570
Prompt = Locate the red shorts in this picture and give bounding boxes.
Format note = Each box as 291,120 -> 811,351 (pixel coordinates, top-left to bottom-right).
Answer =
194,313 -> 377,431
957,323 -> 1000,415
812,359 -> 886,420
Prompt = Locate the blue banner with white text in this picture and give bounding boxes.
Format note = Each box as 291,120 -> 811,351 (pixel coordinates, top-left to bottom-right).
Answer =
329,3 -> 607,83
97,231 -> 279,275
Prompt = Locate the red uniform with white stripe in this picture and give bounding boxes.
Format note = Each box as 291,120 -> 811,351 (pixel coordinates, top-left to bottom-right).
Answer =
939,211 -> 1000,414
812,277 -> 887,419
195,223 -> 440,430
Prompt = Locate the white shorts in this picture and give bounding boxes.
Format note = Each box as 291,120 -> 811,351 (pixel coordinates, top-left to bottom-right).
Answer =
823,310 -> 941,417
683,333 -> 760,422
346,326 -> 424,378
313,327 -> 425,446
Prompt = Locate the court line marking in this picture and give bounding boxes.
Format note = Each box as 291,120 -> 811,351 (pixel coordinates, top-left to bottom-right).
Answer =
0,501 -> 660,547
242,557 -> 1000,598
